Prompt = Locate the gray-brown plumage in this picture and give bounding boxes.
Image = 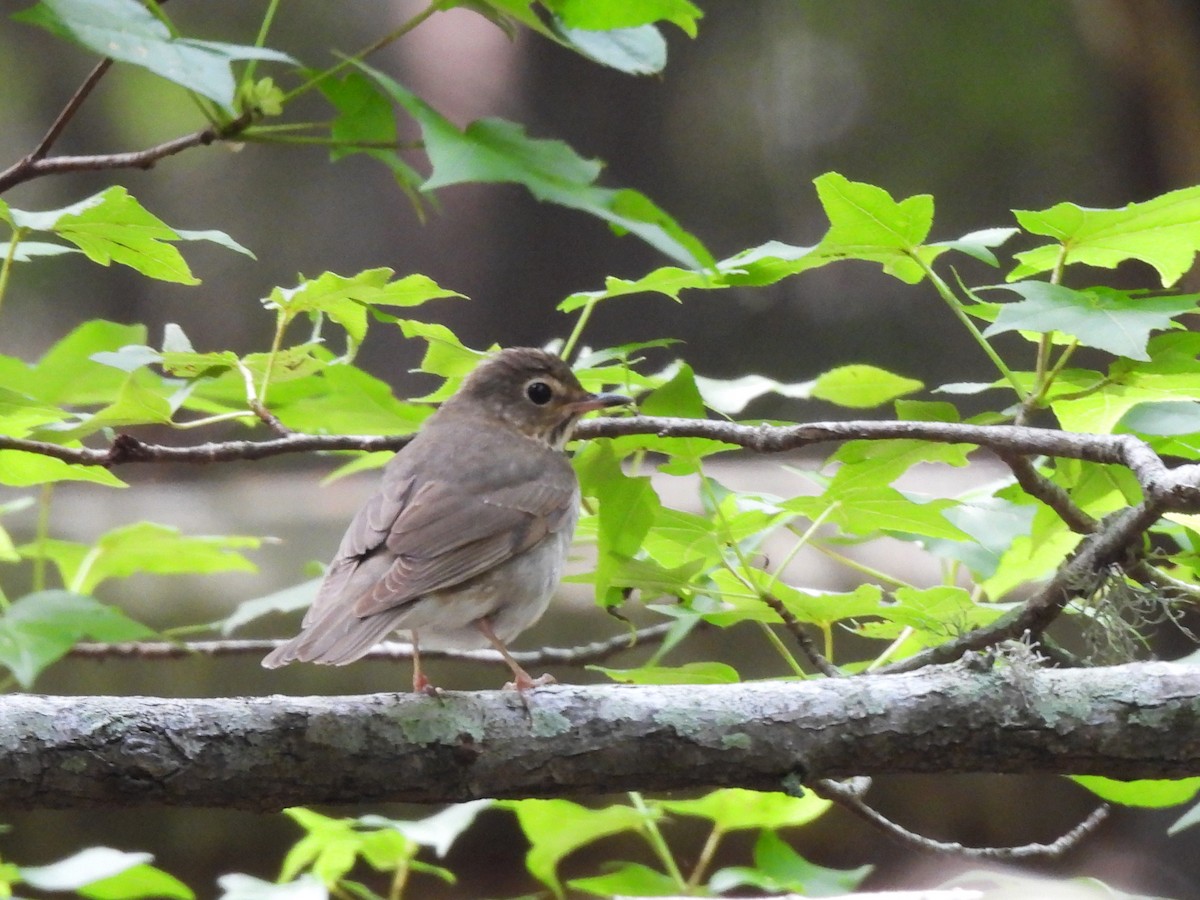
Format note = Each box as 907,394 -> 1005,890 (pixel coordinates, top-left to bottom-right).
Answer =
262,347 -> 630,691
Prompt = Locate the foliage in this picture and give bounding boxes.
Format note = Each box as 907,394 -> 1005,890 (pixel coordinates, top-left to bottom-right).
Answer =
1,0 -> 1200,898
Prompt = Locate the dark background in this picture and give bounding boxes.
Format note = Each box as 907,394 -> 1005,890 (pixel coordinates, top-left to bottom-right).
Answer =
3,1 -> 1200,896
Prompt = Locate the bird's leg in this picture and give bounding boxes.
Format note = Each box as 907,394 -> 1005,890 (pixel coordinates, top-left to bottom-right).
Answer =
410,630 -> 437,695
475,618 -> 555,691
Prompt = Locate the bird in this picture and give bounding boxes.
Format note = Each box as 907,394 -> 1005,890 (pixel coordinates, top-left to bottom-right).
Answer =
262,347 -> 631,692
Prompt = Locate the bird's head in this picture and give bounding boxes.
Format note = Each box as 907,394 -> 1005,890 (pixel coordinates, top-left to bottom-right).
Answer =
449,347 -> 631,448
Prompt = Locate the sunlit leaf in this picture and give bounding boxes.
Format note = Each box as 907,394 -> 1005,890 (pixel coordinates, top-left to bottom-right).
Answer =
710,829 -> 871,896
662,788 -> 830,831
503,799 -> 647,897
1073,775 -> 1200,808
810,364 -> 922,409
568,861 -> 680,897
1011,185 -> 1200,286
548,0 -> 702,35
811,172 -> 939,283
20,523 -> 260,593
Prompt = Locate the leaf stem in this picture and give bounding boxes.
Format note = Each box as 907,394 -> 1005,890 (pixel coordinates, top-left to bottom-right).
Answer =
685,823 -> 725,891
757,621 -> 807,677
628,792 -> 686,890
280,0 -> 448,103
243,0 -> 283,85
561,294 -> 599,362
0,228 -> 22,318
915,256 -> 1026,399
29,484 -> 54,598
259,311 -> 290,405
811,542 -> 915,589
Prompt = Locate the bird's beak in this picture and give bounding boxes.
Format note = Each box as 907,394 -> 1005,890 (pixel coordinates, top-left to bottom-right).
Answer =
568,391 -> 633,414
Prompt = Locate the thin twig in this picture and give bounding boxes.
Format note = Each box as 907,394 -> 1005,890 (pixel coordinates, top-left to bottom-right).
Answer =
27,58 -> 113,163
69,623 -> 673,667
813,777 -> 1109,859
758,590 -> 843,678
0,114 -> 251,194
997,452 -> 1097,534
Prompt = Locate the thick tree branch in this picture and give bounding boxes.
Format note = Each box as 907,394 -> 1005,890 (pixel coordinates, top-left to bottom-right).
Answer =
2,662 -> 1197,810
879,501 -> 1163,674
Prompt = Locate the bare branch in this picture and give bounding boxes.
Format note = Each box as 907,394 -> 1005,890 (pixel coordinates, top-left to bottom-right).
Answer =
997,451 -> 1097,534
69,623 -> 673,667
27,59 -> 113,163
758,590 -> 843,678
813,777 -> 1110,860
5,416 -> 1197,520
0,115 -> 252,194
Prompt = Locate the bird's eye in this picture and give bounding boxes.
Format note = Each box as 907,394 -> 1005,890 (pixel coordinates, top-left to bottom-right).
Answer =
526,381 -> 553,405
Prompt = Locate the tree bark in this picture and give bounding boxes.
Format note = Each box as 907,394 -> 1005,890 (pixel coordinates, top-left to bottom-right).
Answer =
2,661 -> 1197,810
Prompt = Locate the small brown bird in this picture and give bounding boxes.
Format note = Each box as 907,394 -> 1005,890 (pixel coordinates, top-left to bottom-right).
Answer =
262,347 -> 630,691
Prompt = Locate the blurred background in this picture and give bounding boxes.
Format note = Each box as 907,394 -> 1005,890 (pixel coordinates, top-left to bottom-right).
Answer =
3,0 -> 1200,896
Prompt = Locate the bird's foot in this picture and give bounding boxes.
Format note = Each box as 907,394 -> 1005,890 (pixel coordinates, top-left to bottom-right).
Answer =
504,672 -> 556,692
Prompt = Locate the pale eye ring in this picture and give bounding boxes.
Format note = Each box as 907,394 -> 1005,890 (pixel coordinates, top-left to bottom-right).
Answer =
526,380 -> 553,405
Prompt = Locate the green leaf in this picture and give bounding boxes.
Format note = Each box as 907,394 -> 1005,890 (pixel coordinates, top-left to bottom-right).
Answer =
1011,185 -> 1200,286
265,269 -> 463,350
79,863 -> 194,900
982,283 -> 1196,360
0,240 -> 79,261
215,873 -> 325,899
853,585 -> 1006,647
21,523 -> 260,593
927,227 -> 1018,266
6,186 -> 206,283
358,62 -> 712,268
4,319 -> 146,405
0,450 -> 126,487
219,578 -> 320,636
1052,369 -> 1200,434
592,661 -> 739,684
812,172 -> 939,283
37,373 -> 175,440
661,788 -> 830,831
503,799 -> 647,897
569,862 -> 681,897
268,365 -> 432,435
319,72 -> 398,162
923,497 -> 1038,580
19,847 -> 191,900
709,829 -> 871,896
810,364 -> 922,409
689,371 -> 814,415
548,0 -> 702,35
555,24 -> 666,75
1073,775 -> 1200,808
357,800 -> 492,858
703,574 -> 883,629
1118,400 -> 1200,436
14,0 -> 294,109
0,591 -> 155,688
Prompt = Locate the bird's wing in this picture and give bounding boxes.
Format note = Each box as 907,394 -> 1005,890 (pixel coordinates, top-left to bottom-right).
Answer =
299,470 -> 418,627
351,472 -> 578,617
